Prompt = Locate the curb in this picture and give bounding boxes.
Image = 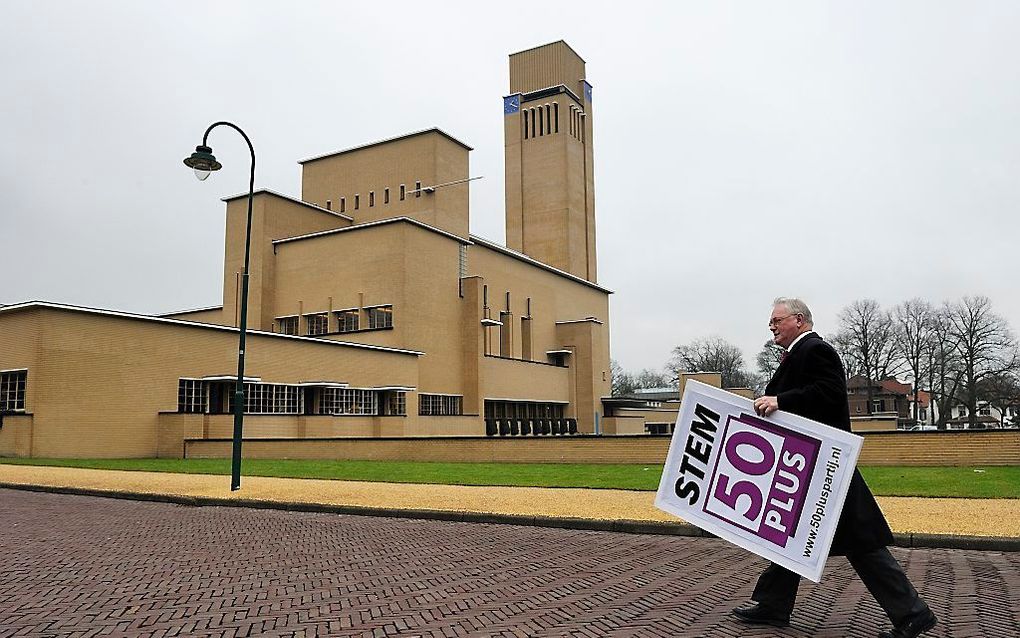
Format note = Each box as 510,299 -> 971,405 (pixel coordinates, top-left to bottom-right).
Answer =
3,481 -> 1019,552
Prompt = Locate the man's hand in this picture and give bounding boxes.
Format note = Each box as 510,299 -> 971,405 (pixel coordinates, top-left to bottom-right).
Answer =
753,395 -> 779,417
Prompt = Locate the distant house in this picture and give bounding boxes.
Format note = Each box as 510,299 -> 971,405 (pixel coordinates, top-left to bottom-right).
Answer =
944,402 -> 1018,429
847,376 -> 913,428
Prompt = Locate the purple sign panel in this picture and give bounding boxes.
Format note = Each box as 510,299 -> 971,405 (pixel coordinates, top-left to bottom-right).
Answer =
704,413 -> 821,548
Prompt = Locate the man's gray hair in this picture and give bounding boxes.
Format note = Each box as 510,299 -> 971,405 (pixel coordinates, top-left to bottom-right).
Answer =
774,297 -> 813,325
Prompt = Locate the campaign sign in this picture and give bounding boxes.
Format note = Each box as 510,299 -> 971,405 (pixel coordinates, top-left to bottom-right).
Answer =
654,380 -> 862,582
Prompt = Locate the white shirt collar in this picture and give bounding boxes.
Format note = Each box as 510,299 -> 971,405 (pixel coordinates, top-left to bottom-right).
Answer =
787,330 -> 816,353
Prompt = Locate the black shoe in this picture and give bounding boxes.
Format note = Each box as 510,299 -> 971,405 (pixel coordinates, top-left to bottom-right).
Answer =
878,610 -> 937,638
732,602 -> 790,627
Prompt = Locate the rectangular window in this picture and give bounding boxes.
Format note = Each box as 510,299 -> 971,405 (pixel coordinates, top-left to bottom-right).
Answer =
305,312 -> 329,336
277,316 -> 299,335
229,383 -> 303,415
355,194 -> 360,210
419,394 -> 463,416
369,191 -> 375,207
335,309 -> 359,333
385,391 -> 406,416
319,388 -> 379,415
0,369 -> 27,412
177,379 -> 206,413
367,305 -> 393,329
415,181 -> 422,198
325,199 -> 332,211
400,184 -> 406,201
384,188 -> 390,204
979,404 -> 991,416
340,197 -> 346,213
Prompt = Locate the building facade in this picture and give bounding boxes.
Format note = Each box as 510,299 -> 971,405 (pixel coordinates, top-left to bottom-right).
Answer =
0,41 -> 617,458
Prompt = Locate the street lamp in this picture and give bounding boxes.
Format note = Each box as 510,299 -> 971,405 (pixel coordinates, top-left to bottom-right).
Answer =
183,121 -> 255,491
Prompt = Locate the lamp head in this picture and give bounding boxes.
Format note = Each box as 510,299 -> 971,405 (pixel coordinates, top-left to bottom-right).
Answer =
183,145 -> 222,181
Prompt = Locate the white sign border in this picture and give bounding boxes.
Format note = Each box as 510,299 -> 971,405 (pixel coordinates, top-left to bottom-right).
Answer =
654,380 -> 863,582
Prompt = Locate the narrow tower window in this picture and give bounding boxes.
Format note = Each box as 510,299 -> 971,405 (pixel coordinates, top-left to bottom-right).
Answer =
340,197 -> 346,213
523,110 -> 529,139
354,194 -> 360,210
400,184 -> 406,201
384,188 -> 390,204
415,181 -> 422,198
554,103 -> 559,133
369,191 -> 375,207
545,104 -> 551,134
325,199 -> 332,211
537,108 -> 543,136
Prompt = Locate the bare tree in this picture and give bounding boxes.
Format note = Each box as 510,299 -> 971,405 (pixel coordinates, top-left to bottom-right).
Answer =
834,299 -> 903,414
891,298 -> 936,424
610,359 -> 635,397
975,372 -> 1020,427
634,368 -> 672,389
611,360 -> 671,396
944,296 -> 1019,428
668,336 -> 755,389
925,308 -> 963,428
756,339 -> 785,381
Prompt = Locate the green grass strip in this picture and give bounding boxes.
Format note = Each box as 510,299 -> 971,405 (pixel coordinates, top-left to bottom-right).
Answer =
1,458 -> 1018,498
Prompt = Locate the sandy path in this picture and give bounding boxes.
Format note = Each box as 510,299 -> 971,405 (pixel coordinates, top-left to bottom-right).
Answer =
1,464 -> 1017,538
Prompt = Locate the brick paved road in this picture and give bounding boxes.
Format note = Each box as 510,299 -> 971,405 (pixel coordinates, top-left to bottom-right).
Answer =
1,490 -> 1018,638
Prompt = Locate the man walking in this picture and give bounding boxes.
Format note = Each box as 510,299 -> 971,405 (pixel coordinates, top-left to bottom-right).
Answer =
732,297 -> 936,638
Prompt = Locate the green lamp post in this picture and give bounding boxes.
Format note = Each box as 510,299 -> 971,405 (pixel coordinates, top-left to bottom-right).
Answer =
183,121 -> 255,491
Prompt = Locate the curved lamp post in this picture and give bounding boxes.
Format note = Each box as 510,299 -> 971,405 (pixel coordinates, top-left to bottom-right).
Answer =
183,121 -> 255,491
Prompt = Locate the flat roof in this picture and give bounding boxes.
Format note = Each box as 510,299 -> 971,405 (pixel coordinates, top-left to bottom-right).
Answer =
469,234 -> 613,294
220,189 -> 354,222
273,216 -> 471,247
0,301 -> 423,356
509,40 -> 585,64
299,128 -> 473,164
158,304 -> 223,317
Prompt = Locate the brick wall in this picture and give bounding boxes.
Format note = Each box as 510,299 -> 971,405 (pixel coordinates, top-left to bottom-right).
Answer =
184,430 -> 1020,466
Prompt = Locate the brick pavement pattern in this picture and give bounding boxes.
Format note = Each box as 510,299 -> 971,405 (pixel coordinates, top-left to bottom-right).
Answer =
1,489 -> 1018,638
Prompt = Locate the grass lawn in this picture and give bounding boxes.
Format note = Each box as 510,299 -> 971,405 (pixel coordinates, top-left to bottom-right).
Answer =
1,457 -> 1018,498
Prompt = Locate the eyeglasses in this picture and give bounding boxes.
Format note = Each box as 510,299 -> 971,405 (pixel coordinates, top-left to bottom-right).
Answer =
768,313 -> 800,327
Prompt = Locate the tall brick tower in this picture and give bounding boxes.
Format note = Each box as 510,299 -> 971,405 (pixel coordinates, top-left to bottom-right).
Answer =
503,41 -> 597,283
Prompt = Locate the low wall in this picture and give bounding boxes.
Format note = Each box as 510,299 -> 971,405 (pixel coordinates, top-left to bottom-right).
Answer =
856,430 -> 1020,466
186,435 -> 668,464
183,429 -> 1020,466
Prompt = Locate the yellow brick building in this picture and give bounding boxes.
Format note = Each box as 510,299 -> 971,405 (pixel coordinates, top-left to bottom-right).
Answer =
0,41 -> 621,458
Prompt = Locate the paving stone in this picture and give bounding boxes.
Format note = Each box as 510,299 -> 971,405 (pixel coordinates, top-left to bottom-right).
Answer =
0,489 -> 1017,637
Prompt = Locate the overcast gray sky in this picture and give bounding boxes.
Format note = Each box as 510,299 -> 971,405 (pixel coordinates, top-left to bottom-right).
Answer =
2,1 -> 1019,377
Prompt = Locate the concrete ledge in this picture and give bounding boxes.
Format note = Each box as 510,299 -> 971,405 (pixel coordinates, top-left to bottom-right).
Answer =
3,481 -> 1018,552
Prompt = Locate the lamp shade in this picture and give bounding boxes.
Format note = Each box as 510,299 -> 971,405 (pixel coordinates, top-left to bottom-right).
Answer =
183,145 -> 222,173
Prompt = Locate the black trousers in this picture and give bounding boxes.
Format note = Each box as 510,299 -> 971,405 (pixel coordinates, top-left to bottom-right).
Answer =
751,547 -> 930,626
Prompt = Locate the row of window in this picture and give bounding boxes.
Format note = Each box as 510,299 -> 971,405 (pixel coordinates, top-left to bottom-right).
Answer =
325,182 -> 422,214
521,102 -> 585,142
277,306 -> 392,336
0,369 -> 27,412
419,394 -> 463,416
484,400 -> 566,420
177,379 -> 407,416
568,105 -> 585,141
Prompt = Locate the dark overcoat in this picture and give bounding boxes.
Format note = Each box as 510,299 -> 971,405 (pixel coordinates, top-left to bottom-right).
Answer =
766,332 -> 894,555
